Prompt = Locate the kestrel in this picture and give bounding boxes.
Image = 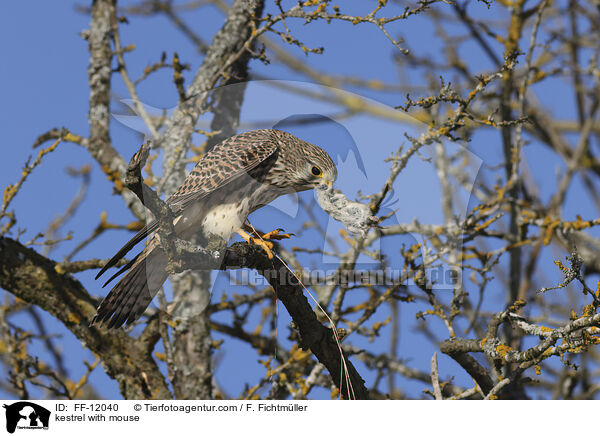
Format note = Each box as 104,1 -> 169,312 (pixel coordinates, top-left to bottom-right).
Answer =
91,129 -> 337,329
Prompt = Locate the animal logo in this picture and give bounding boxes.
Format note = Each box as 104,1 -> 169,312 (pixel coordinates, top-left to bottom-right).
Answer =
3,401 -> 50,433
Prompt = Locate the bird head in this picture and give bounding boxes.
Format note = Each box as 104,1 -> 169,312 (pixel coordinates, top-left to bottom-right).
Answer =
272,130 -> 337,192
291,142 -> 337,192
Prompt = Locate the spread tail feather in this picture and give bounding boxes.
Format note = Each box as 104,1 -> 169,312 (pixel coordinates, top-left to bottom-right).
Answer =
91,247 -> 168,329
95,221 -> 159,280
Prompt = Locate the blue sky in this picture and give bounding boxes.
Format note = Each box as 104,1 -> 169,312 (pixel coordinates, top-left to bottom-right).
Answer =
1,0 -> 597,399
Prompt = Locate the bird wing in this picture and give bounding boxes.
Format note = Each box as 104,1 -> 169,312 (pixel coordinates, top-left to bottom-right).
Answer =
96,130 -> 278,281
166,130 -> 278,212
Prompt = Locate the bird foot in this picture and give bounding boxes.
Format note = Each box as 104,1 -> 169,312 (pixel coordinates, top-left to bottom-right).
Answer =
242,224 -> 294,240
236,229 -> 275,259
260,228 -> 294,241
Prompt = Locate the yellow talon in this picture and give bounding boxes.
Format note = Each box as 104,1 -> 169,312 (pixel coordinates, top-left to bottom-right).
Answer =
261,228 -> 293,241
242,224 -> 294,241
236,229 -> 275,259
238,225 -> 295,259
252,238 -> 274,259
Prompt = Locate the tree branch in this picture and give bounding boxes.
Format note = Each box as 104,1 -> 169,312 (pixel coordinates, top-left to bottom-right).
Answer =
0,236 -> 170,399
87,0 -> 146,220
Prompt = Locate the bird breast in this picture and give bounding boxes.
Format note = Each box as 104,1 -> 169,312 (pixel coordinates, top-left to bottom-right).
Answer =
200,202 -> 248,240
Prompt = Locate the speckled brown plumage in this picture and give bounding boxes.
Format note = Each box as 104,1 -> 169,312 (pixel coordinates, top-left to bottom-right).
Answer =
92,129 -> 337,329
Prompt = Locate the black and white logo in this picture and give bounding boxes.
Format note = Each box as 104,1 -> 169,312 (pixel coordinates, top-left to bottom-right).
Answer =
3,402 -> 50,433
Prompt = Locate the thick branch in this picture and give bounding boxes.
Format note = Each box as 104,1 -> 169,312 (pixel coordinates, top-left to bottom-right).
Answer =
0,236 -> 170,399
221,243 -> 369,399
159,0 -> 265,195
87,0 -> 145,219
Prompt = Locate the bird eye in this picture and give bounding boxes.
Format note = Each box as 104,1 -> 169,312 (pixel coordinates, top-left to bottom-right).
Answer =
311,166 -> 323,177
